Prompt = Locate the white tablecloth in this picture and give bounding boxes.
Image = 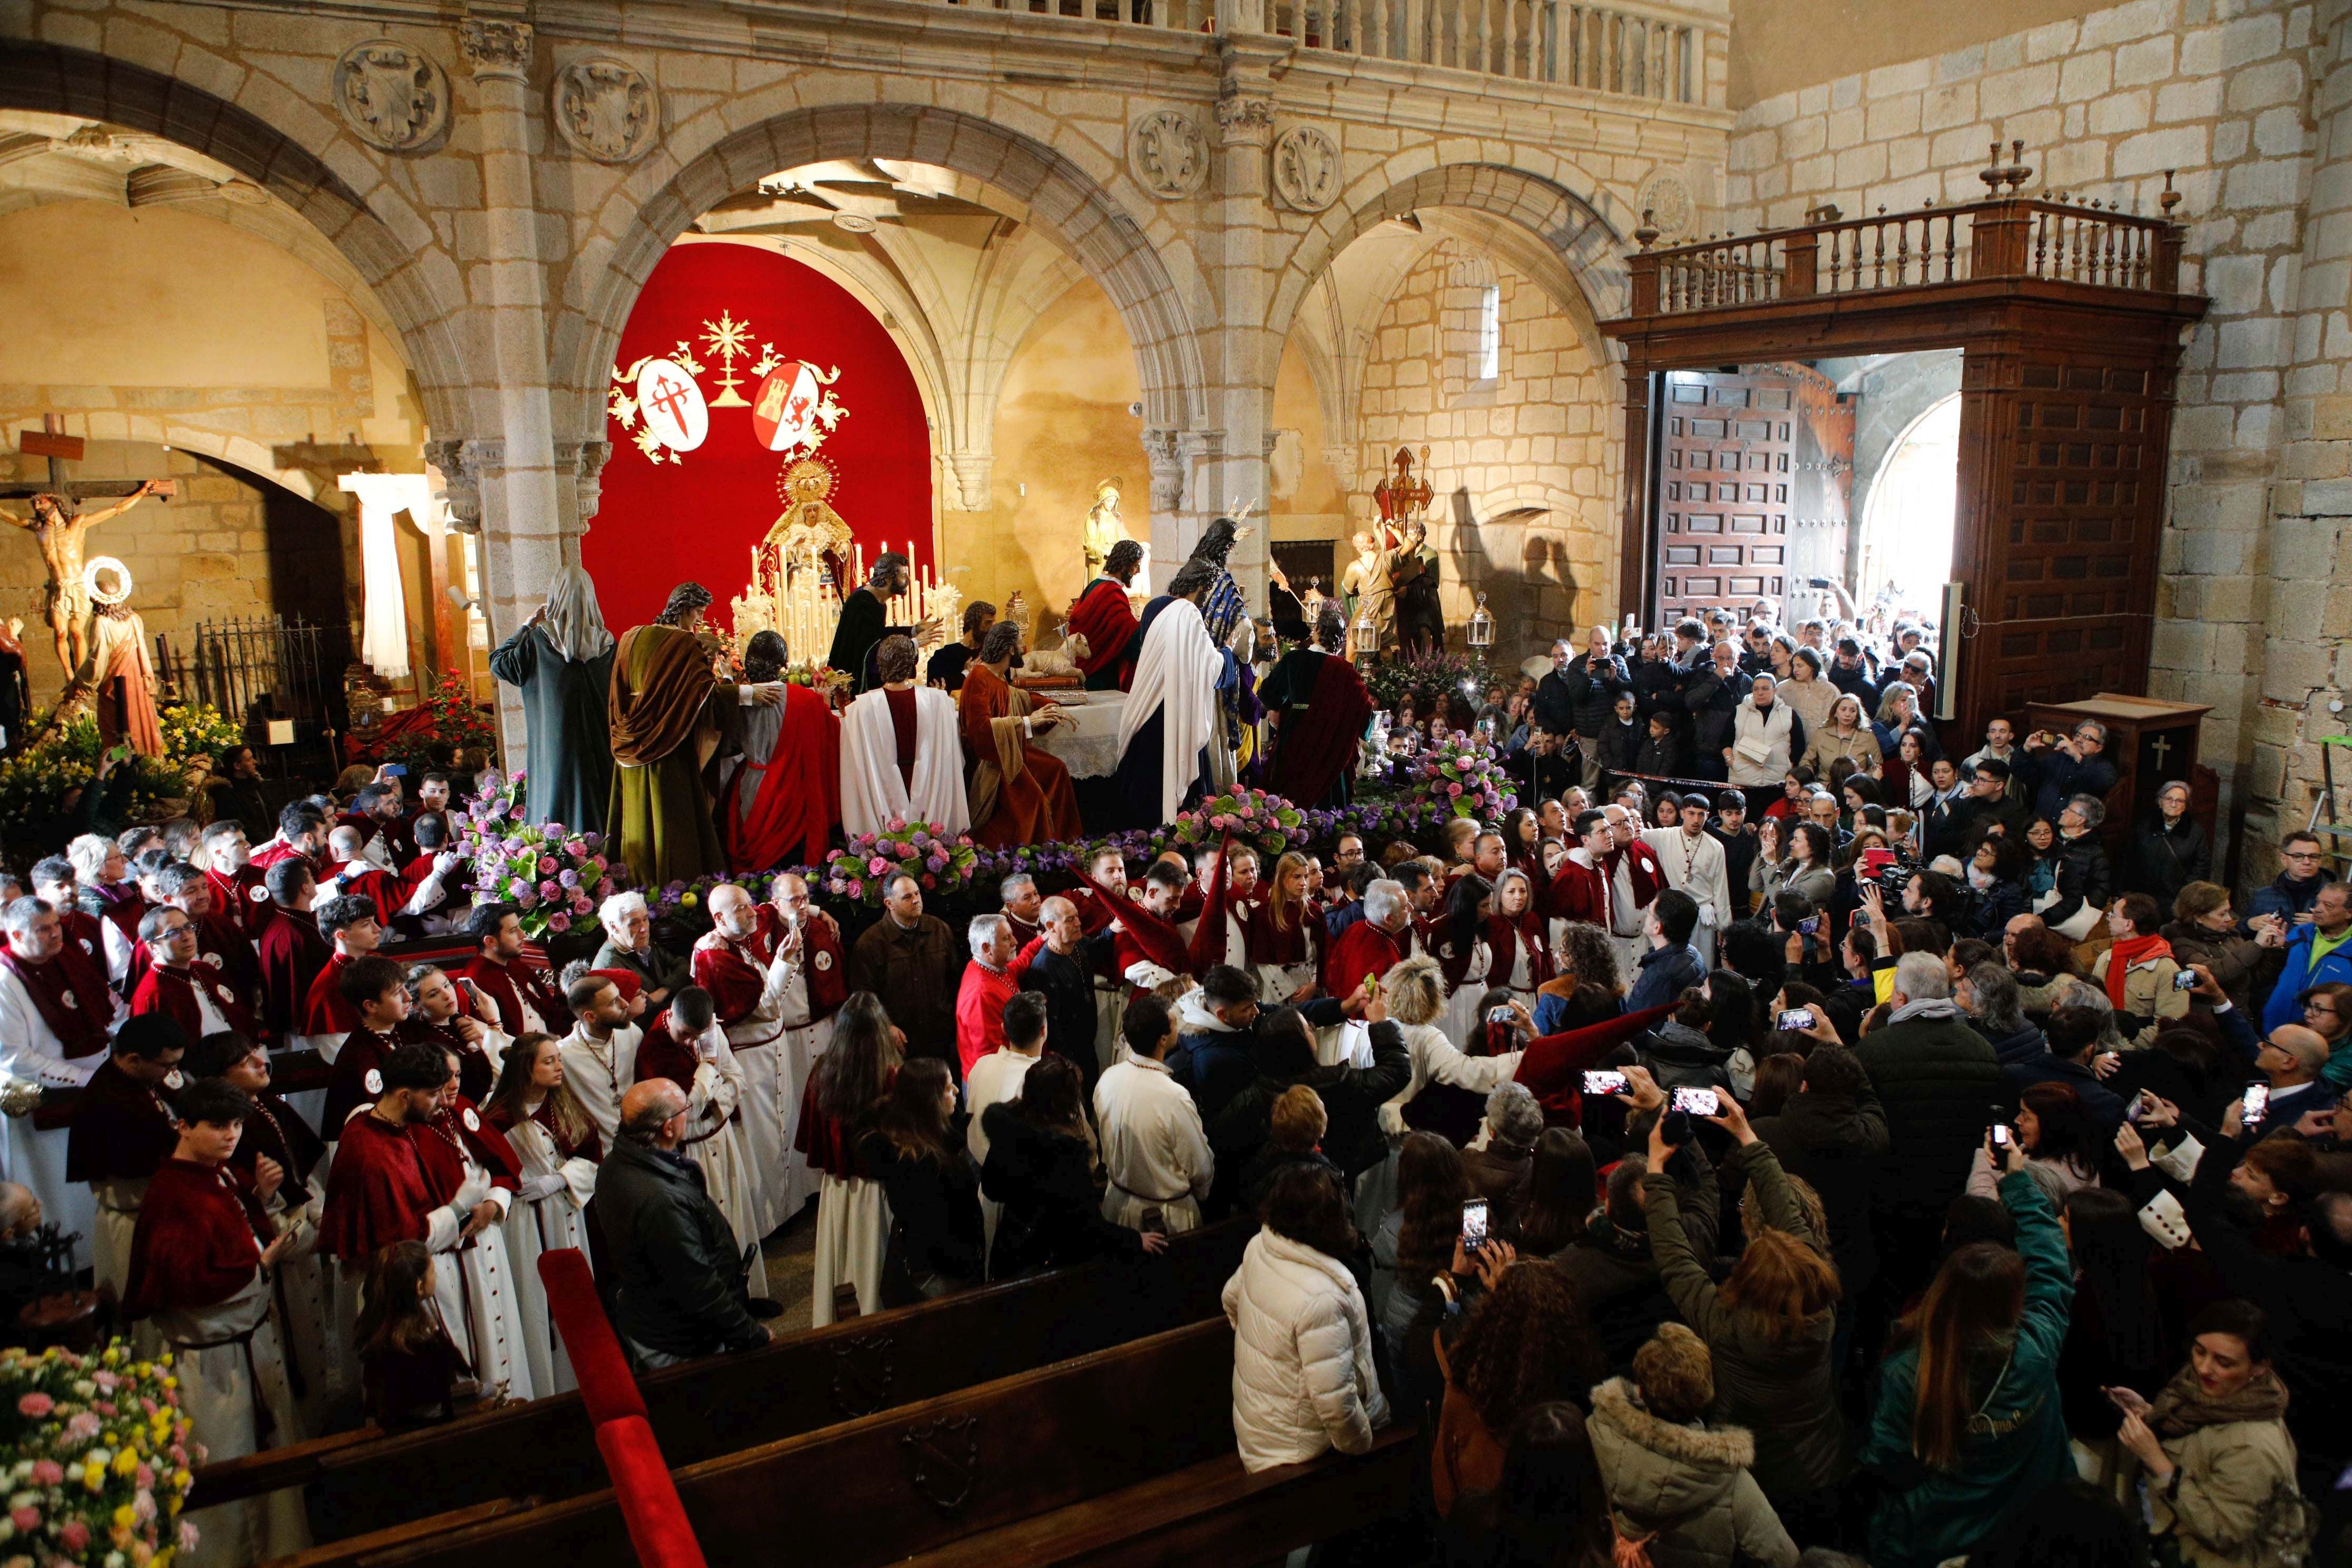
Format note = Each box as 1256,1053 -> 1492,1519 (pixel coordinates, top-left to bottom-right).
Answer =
1027,690 -> 1127,779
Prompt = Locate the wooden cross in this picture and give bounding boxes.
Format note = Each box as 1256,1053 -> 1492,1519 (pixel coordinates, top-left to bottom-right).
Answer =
2148,732 -> 2172,773
1,415 -> 178,505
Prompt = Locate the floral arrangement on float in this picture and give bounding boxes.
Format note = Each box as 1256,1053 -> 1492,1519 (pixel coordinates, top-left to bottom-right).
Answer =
1363,650 -> 1503,719
820,819 -> 985,905
0,703 -> 232,837
455,770 -> 619,937
0,1340 -> 198,1567
1165,787 -> 1307,861
1395,736 -> 1517,825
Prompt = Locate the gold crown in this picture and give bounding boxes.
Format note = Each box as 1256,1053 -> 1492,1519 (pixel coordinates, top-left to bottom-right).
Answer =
783,457 -> 837,503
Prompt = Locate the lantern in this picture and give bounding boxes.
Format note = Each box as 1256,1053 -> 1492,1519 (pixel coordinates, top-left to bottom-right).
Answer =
1351,602 -> 1378,660
1467,590 -> 1495,651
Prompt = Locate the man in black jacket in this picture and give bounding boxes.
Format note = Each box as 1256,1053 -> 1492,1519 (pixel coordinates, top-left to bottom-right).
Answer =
1532,639 -> 1577,738
599,1079 -> 771,1368
1205,996 -> 1410,1216
1563,627 -> 1631,782
1682,641 -> 1742,783
1015,896 -> 1116,1096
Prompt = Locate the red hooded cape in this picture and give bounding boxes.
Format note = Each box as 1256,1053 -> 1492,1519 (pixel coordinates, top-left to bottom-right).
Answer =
723,684 -> 841,873
1067,576 -> 1141,687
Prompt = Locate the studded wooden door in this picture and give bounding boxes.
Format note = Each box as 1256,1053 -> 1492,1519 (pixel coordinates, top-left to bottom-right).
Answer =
1652,369 -> 1805,627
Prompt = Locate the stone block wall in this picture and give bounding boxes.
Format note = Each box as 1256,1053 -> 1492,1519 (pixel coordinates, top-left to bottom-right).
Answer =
0,442 -> 278,709
1351,241 -> 1619,651
1722,0 -> 2343,886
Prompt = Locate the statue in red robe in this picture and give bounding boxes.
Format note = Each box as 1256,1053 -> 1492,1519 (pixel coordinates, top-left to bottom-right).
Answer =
1066,541 -> 1145,691
958,625 -> 1083,849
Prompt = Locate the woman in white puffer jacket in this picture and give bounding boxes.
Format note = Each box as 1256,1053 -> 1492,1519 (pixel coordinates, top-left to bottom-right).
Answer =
1222,1161 -> 1391,1472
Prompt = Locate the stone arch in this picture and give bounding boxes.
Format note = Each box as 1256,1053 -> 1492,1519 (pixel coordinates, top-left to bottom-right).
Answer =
1268,159 -> 1631,362
560,102 -> 1210,447
0,38 -> 471,433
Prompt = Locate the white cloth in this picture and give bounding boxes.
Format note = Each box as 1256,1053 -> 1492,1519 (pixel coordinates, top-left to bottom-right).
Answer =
92,1178 -> 161,1359
497,1114 -> 596,1398
0,964 -> 113,1090
839,684 -> 970,837
267,1181 -> 341,1429
162,1271 -> 308,1567
433,1154 -> 534,1403
339,472 -> 436,681
1730,699 -> 1797,786
557,1023 -> 642,1148
1221,1226 -> 1390,1473
1437,939 -> 1494,1049
1641,826 -> 1733,932
809,1171 -> 888,1327
669,1024 -> 771,1299
1118,597 -> 1225,823
1093,1048 -> 1213,1233
1028,692 -> 1128,779
699,930 -> 830,1233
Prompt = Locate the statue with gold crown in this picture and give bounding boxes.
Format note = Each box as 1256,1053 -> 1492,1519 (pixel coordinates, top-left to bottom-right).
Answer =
732,457 -> 958,681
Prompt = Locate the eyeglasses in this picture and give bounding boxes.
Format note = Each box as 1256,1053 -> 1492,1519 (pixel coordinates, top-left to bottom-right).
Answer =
2305,1002 -> 2341,1020
2285,850 -> 2325,861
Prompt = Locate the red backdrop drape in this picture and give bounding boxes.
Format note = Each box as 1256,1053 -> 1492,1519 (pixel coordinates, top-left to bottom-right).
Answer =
585,242 -> 935,636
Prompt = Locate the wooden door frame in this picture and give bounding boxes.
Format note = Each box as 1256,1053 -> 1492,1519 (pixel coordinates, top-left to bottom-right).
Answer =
1605,279 -> 2207,752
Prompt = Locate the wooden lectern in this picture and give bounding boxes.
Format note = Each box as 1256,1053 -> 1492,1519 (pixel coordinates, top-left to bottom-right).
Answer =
2024,693 -> 2216,855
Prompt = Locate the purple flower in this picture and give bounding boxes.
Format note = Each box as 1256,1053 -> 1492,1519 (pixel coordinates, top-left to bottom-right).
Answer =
926,855 -> 946,874
583,831 -> 603,847
545,822 -> 566,838
516,886 -> 539,908
596,877 -> 614,897
559,869 -> 580,889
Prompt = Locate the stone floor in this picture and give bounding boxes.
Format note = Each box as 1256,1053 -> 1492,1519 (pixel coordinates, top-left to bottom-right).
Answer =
760,1198 -> 820,1326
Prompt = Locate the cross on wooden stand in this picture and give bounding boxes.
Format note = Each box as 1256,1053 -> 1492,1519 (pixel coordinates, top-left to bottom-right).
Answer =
0,414 -> 179,507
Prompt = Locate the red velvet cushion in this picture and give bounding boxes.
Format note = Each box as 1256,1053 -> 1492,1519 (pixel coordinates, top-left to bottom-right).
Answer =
594,1415 -> 708,1568
537,1247 -> 646,1424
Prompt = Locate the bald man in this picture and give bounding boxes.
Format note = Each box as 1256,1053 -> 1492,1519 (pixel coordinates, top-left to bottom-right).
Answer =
2255,1023 -> 2336,1129
595,1078 -> 772,1369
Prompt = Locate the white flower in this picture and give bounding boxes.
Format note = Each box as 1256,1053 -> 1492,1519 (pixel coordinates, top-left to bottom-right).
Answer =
6,1491 -> 31,1510
106,1552 -> 126,1568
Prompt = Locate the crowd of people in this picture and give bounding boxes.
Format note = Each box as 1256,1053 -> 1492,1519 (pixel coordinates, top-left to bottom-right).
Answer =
0,579 -> 2347,1568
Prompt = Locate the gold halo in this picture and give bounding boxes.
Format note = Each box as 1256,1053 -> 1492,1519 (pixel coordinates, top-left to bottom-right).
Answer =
778,456 -> 837,505
83,556 -> 133,606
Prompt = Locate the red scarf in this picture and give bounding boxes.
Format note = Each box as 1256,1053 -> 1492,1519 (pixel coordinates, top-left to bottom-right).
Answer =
2104,933 -> 2174,1010
0,943 -> 113,1056
1082,869 -> 1190,978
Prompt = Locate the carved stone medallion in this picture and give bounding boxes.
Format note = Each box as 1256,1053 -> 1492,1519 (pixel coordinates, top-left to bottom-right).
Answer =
1635,171 -> 1696,241
1128,110 -> 1208,201
1270,124 -> 1341,212
554,57 -> 660,164
332,41 -> 449,153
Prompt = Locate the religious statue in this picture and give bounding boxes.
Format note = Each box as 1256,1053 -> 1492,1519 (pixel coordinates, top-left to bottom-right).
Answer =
1340,530 -> 1398,650
83,560 -> 162,757
1084,478 -> 1134,581
0,616 -> 27,754
2,480 -> 165,676
1349,447 -> 1446,658
1372,445 -> 1434,546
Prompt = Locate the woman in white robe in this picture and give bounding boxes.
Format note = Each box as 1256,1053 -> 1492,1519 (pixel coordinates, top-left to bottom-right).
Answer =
669,1016 -> 771,1300
799,994 -> 900,1326
483,1034 -> 601,1397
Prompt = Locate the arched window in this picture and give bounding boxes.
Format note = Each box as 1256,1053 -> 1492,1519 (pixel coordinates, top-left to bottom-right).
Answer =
1476,283 -> 1501,382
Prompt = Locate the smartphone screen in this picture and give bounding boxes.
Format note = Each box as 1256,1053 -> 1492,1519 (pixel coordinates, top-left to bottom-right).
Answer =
2241,1084 -> 2269,1126
1776,1008 -> 1815,1032
1582,1070 -> 1628,1095
1798,916 -> 1821,935
1991,1123 -> 2013,1147
1671,1086 -> 1720,1116
2172,969 -> 2197,991
381,762 -> 408,777
1487,1006 -> 1515,1025
1460,1198 -> 1489,1254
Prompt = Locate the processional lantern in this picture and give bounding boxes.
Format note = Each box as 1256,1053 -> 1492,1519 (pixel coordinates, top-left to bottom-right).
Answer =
1466,591 -> 1495,652
1351,602 -> 1378,660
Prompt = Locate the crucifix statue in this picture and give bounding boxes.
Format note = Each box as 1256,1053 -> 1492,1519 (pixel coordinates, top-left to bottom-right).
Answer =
0,418 -> 175,678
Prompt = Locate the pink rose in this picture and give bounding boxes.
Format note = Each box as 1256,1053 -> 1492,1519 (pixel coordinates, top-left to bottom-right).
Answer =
14,1392 -> 50,1417
58,1521 -> 88,1553
886,818 -> 906,833
539,880 -> 560,900
827,848 -> 844,862
1447,782 -> 1464,798
10,1506 -> 37,1533
537,855 -> 557,876
868,856 -> 889,876
546,912 -> 571,934
846,880 -> 865,899
29,1461 -> 62,1485
1238,803 -> 1255,817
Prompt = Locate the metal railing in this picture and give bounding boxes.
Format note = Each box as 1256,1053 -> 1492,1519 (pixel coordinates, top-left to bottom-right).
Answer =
154,615 -> 331,738
1630,190 -> 2186,316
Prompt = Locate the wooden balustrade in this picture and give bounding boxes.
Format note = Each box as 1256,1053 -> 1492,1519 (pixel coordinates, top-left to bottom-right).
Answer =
1630,193 -> 2186,317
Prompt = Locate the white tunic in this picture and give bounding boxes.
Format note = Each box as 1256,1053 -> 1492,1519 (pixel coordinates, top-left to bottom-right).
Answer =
558,1022 -> 643,1149
1093,1049 -> 1213,1234
669,1023 -> 771,1299
838,684 -> 971,838
0,962 -> 116,1088
496,1112 -> 598,1397
697,931 -> 832,1236
1641,826 -> 1733,932
161,1269 -> 309,1568
419,1135 -> 534,1404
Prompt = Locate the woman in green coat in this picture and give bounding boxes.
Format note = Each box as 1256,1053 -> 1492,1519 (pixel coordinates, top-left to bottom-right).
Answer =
1860,1139 -> 2075,1568
488,564 -> 615,833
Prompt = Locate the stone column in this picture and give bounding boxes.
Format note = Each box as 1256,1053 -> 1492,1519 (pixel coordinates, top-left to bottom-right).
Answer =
1199,48 -> 1281,612
457,13 -> 565,759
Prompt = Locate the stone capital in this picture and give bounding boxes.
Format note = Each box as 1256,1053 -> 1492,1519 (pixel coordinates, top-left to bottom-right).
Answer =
557,439 -> 612,528
1213,90 -> 1274,149
459,18 -> 534,83
946,452 -> 995,512
426,437 -> 506,533
1143,428 -> 1185,512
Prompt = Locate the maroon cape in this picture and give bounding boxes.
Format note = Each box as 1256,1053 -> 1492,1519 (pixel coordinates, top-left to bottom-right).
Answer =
130,962 -> 258,1043
64,1057 -> 180,1184
322,1027 -> 400,1138
1266,653 -> 1375,809
318,1112 -> 441,1264
1326,919 -> 1403,1002
123,1158 -> 270,1319
415,1099 -> 522,1195
723,684 -> 841,873
256,908 -> 330,1040
229,1089 -> 326,1191
1067,577 -> 1141,688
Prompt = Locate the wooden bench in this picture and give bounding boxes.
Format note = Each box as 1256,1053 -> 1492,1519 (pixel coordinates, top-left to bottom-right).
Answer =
204,1218 -> 1252,1542
266,1317 -> 1415,1568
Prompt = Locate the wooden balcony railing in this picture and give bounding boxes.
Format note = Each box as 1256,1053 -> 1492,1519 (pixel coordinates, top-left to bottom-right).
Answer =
1629,187 -> 2188,317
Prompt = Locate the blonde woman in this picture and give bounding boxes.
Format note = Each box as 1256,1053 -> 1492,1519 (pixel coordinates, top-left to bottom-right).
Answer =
484,1032 -> 601,1396
1800,692 -> 1880,779
1247,851 -> 1325,1005
1351,954 -> 1529,1234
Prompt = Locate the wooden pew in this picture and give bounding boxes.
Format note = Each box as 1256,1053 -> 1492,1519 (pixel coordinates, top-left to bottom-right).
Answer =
267,1317 -> 1416,1568
203,1218 -> 1252,1542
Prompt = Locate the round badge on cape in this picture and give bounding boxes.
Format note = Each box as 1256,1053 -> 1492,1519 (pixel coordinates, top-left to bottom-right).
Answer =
249,885 -> 269,903
814,950 -> 832,972
214,983 -> 235,1003
61,990 -> 79,1010
462,1106 -> 480,1131
163,1069 -> 184,1090
79,937 -> 95,954
364,1068 -> 384,1094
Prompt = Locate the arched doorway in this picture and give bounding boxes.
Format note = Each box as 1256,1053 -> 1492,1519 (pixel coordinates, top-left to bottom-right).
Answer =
1854,393 -> 1962,618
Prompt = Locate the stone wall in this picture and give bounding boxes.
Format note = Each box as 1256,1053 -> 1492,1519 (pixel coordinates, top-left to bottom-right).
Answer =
1351,240 -> 1618,649
1721,0 -> 2339,888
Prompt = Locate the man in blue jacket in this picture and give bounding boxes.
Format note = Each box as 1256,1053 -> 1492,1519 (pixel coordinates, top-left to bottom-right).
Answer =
2261,880 -> 2352,1032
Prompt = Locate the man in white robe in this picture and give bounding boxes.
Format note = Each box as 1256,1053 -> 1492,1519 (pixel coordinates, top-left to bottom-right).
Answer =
838,635 -> 969,838
557,973 -> 645,1148
1091,994 -> 1212,1234
1113,565 -> 1226,829
1641,794 -> 1732,968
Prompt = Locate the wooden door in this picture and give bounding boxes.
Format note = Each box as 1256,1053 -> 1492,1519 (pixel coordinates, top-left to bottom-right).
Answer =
1652,369 -> 1805,627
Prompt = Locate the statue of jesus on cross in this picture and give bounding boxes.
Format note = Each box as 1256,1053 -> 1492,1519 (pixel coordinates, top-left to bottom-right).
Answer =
2,482 -> 165,677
